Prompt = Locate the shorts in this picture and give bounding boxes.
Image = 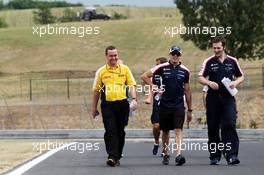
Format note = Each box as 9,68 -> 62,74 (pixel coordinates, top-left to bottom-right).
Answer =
151,99 -> 159,124
159,107 -> 185,131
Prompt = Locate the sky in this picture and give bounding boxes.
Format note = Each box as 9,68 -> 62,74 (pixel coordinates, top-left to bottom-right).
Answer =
3,0 -> 176,7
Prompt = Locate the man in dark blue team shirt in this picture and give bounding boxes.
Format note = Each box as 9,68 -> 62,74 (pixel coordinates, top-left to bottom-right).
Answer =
144,57 -> 168,156
199,36 -> 244,165
141,45 -> 192,166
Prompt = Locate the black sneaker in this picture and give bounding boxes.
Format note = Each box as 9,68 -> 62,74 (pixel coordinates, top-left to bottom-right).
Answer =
106,158 -> 116,167
210,157 -> 221,165
162,155 -> 170,165
175,154 -> 186,166
152,144 -> 159,155
227,155 -> 240,165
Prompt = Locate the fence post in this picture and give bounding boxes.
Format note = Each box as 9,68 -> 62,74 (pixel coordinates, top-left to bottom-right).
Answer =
29,79 -> 32,101
67,76 -> 70,99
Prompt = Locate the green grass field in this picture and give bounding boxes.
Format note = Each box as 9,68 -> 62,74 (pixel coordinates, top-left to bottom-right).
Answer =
0,6 -> 262,75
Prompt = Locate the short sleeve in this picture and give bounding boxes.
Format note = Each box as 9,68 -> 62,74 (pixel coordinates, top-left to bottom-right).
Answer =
92,69 -> 103,92
125,67 -> 136,86
233,59 -> 243,77
198,59 -> 209,77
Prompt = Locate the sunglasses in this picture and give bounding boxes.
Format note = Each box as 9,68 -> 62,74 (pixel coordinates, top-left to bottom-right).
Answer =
171,51 -> 181,56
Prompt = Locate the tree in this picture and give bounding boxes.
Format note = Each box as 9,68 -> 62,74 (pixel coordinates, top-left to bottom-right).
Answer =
0,0 -> 4,10
7,0 -> 34,9
33,5 -> 56,24
175,0 -> 264,60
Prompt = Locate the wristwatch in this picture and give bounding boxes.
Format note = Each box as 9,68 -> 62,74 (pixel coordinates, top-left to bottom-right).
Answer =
187,109 -> 193,112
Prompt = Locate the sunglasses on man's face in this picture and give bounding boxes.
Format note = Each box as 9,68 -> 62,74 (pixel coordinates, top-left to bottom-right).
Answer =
171,52 -> 181,56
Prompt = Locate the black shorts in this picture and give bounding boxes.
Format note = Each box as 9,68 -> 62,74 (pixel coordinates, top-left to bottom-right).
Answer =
159,107 -> 185,131
151,99 -> 159,124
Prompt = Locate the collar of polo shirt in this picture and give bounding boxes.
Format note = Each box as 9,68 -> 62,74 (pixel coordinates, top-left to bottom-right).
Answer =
106,63 -> 120,70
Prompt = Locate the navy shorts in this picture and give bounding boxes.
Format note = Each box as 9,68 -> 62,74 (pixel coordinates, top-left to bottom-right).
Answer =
151,99 -> 159,124
159,107 -> 185,131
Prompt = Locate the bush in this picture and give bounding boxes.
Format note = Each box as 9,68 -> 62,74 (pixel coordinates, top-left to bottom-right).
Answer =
249,119 -> 258,129
0,17 -> 8,28
33,5 -> 56,24
60,8 -> 79,22
112,12 -> 127,20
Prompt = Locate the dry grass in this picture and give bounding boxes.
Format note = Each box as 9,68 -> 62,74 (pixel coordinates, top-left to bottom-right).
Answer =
0,140 -> 40,173
0,89 -> 263,129
0,139 -> 73,174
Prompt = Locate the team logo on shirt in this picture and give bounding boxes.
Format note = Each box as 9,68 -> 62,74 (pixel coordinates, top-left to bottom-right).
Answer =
103,76 -> 111,79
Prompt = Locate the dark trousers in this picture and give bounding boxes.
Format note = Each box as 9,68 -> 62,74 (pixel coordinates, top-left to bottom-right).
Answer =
101,99 -> 129,160
206,93 -> 239,160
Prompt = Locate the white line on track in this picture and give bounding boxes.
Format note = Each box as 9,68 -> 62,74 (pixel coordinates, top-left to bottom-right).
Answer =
6,142 -> 77,175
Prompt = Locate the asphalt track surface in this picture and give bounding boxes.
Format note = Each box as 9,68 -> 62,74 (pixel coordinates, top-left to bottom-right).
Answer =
10,140 -> 264,175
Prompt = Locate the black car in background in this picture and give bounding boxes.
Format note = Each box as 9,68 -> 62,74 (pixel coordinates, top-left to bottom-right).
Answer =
82,7 -> 111,21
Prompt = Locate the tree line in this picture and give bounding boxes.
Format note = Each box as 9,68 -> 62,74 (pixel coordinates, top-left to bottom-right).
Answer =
0,0 -> 82,10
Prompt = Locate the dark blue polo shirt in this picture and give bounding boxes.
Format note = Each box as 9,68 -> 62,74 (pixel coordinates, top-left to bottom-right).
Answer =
199,55 -> 243,97
151,61 -> 190,108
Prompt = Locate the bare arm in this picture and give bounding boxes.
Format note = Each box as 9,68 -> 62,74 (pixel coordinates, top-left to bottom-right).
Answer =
184,83 -> 192,122
184,83 -> 192,110
91,90 -> 100,118
141,70 -> 154,86
230,75 -> 244,89
198,76 -> 219,90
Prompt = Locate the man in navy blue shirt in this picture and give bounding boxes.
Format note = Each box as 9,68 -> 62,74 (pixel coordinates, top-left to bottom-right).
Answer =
141,45 -> 192,166
199,36 -> 244,165
144,57 -> 168,156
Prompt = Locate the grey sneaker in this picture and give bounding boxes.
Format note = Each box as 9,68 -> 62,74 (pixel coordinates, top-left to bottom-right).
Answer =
162,155 -> 170,165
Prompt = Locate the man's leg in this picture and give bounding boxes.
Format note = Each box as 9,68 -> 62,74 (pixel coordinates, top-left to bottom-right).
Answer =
175,129 -> 182,156
152,123 -> 160,155
173,108 -> 186,166
206,95 -> 221,164
159,107 -> 171,165
153,123 -> 160,144
221,98 -> 240,165
101,103 -> 119,166
115,100 -> 129,161
151,100 -> 160,155
162,131 -> 170,155
162,130 -> 170,165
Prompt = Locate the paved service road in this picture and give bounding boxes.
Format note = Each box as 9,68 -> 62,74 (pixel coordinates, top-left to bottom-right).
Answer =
13,140 -> 264,175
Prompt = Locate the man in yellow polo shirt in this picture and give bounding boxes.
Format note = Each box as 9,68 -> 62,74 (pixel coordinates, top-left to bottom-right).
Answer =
91,45 -> 137,167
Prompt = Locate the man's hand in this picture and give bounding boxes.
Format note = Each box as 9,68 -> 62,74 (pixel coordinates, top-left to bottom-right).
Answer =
229,81 -> 238,89
187,111 -> 192,122
130,99 -> 138,110
209,81 -> 219,90
91,108 -> 98,119
143,98 -> 152,104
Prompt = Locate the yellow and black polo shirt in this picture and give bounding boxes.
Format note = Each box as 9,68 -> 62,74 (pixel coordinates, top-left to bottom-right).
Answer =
93,64 -> 136,102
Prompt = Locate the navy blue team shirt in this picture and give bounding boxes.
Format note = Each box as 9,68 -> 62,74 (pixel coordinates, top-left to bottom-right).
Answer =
199,55 -> 243,97
151,61 -> 190,109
